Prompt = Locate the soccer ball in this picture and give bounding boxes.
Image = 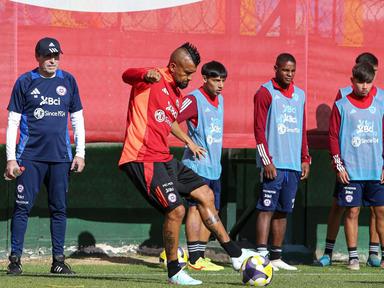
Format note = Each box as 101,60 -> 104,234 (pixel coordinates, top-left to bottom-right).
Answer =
240,255 -> 273,286
159,247 -> 188,269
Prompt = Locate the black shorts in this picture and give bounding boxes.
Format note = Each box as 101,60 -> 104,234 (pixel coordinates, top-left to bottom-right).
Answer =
332,181 -> 338,198
120,158 -> 206,213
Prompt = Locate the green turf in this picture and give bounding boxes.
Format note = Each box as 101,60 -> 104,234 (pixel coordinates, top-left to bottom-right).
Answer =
1,261 -> 384,287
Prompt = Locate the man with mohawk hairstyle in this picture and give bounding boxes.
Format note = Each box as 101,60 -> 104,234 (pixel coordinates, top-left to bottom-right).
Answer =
119,43 -> 257,285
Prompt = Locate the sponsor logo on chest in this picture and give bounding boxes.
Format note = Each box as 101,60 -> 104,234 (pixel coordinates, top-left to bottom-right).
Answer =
34,108 -> 66,119
40,96 -> 61,106
31,85 -> 67,106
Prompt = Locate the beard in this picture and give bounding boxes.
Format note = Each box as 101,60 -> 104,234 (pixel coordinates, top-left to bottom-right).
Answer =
176,80 -> 189,89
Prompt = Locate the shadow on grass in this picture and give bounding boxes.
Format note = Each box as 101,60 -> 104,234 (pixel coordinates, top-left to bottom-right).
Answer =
0,273 -> 243,287
69,254 -> 160,269
68,231 -> 160,268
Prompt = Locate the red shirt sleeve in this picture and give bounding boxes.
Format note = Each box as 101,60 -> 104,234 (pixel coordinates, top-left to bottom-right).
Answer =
177,95 -> 198,126
122,68 -> 147,84
301,106 -> 311,164
329,102 -> 345,172
254,86 -> 273,166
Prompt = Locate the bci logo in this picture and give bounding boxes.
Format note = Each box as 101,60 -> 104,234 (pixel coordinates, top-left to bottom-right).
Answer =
356,120 -> 374,134
40,96 -> 60,106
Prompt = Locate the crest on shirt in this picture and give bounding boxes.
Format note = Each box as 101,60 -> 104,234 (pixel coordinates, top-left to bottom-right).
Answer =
56,86 -> 67,96
369,106 -> 376,114
17,184 -> 24,193
154,109 -> 165,122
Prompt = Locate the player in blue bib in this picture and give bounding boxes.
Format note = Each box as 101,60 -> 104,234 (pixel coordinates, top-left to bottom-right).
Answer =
254,53 -> 311,271
4,37 -> 85,275
177,61 -> 226,271
328,62 -> 384,270
319,53 -> 384,268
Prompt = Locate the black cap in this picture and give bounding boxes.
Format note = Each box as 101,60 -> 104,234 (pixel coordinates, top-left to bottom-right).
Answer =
35,37 -> 63,57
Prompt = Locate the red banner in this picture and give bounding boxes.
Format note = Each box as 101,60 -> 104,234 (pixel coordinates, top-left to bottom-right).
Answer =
1,0 -> 384,148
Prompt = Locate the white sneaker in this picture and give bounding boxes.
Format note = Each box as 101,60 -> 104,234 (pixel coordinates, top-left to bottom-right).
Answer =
270,262 -> 279,271
347,259 -> 360,271
270,259 -> 297,271
168,269 -> 202,285
231,248 -> 258,271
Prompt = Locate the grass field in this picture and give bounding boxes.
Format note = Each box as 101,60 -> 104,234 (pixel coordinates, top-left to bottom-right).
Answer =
1,256 -> 384,288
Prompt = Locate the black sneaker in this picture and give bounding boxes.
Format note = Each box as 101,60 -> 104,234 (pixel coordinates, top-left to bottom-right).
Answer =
7,254 -> 22,275
50,255 -> 75,274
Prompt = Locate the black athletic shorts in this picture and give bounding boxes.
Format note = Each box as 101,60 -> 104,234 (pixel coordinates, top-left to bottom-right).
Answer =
120,158 -> 206,213
332,181 -> 338,198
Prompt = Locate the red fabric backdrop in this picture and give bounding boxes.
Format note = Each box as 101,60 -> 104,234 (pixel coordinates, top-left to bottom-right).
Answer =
1,0 -> 384,148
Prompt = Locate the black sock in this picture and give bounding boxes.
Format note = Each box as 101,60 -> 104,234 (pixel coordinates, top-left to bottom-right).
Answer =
167,260 -> 181,278
187,241 -> 200,264
255,245 -> 268,255
199,241 -> 207,258
270,246 -> 282,260
348,247 -> 358,261
221,241 -> 241,258
369,242 -> 379,256
324,238 -> 336,256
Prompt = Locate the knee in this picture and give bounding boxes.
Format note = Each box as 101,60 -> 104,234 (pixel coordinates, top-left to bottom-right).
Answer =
205,188 -> 215,204
345,207 -> 360,219
372,207 -> 384,219
199,187 -> 215,204
168,205 -> 185,221
49,203 -> 66,214
272,211 -> 287,219
190,185 -> 214,205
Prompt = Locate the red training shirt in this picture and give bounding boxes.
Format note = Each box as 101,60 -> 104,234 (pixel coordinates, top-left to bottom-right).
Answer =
119,67 -> 183,165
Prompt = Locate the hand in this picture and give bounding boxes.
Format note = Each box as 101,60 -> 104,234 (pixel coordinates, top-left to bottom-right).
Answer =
263,163 -> 277,180
71,156 -> 85,173
5,160 -> 20,180
301,162 -> 310,180
187,142 -> 207,160
381,169 -> 384,184
337,170 -> 350,184
144,69 -> 161,83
